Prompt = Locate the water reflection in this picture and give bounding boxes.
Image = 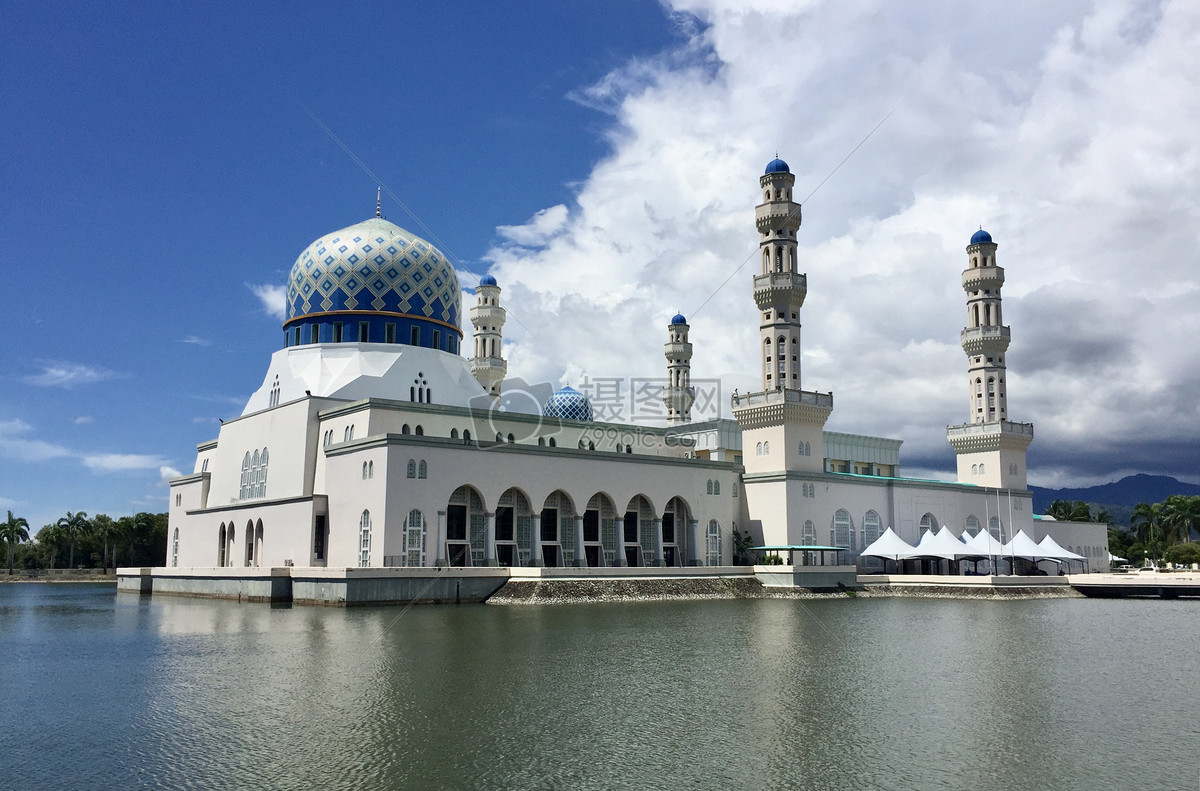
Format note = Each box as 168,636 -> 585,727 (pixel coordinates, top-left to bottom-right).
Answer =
3,586 -> 1197,791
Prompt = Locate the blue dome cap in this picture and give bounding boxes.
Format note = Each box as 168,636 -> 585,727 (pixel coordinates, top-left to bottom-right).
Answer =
670,313 -> 687,325
543,385 -> 593,422
765,158 -> 790,174
970,229 -> 993,245
478,274 -> 497,287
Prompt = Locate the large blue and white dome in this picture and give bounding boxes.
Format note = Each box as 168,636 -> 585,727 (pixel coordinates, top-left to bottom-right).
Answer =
284,217 -> 462,352
542,385 -> 593,422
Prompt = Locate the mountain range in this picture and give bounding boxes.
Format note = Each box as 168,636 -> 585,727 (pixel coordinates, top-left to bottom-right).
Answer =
1029,474 -> 1200,527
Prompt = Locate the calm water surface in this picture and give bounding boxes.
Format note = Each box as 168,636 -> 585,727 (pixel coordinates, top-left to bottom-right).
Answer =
2,584 -> 1196,791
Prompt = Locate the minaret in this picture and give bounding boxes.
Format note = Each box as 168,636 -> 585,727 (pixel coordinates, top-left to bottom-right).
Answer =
754,158 -> 805,391
946,229 -> 1033,488
663,314 -> 695,425
469,274 -> 506,400
732,157 -> 832,483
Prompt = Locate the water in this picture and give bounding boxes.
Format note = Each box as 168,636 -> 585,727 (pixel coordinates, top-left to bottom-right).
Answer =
2,583 -> 1196,791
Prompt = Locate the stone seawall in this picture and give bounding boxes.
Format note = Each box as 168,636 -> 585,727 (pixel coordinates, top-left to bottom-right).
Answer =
858,584 -> 1081,600
486,576 -> 766,605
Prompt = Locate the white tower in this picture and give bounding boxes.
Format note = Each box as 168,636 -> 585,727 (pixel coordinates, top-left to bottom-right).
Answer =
733,157 -> 832,481
469,274 -> 506,400
663,313 -> 695,425
946,229 -> 1033,488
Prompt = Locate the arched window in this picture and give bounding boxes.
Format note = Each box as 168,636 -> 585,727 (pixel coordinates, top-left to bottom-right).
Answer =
359,510 -> 371,567
402,509 -> 426,567
171,528 -> 179,567
706,480 -> 713,495
756,442 -> 762,456
415,426 -> 424,436
368,460 -> 374,479
226,524 -> 235,567
979,463 -> 985,475
507,433 -> 514,444
402,424 -> 410,435
451,428 -> 459,439
833,509 -> 852,550
588,441 -> 595,451
538,437 -> 545,446
217,523 -> 226,566
240,453 -> 251,499
804,442 -> 810,456
706,520 -> 722,566
362,461 -> 368,479
406,459 -> 416,478
464,430 -> 471,442
548,437 -> 555,447
713,480 -> 720,496
863,511 -> 881,548
965,515 -> 981,537
988,516 -> 1002,541
763,441 -> 770,455
417,460 -> 427,479
971,464 -> 978,475
919,513 -> 937,535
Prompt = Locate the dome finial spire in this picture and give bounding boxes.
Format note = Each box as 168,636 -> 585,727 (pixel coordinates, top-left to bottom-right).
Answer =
376,186 -> 382,218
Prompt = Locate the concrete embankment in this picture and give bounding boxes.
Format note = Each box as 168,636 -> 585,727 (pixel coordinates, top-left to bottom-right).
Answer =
486,576 -> 765,604
856,583 -> 1080,599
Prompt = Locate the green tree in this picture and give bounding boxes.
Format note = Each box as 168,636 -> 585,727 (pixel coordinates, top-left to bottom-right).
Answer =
92,514 -> 118,574
36,524 -> 64,569
1093,508 -> 1113,525
1164,542 -> 1200,567
56,511 -> 91,569
1045,500 -> 1092,521
1161,495 -> 1200,544
1,511 -> 30,574
1131,502 -> 1163,547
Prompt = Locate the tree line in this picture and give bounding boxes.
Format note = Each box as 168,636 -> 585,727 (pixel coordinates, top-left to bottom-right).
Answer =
1046,495 -> 1200,567
1,510 -> 167,574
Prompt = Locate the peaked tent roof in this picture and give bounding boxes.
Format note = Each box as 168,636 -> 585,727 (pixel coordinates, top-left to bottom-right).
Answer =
859,527 -> 917,561
1036,534 -> 1086,561
960,529 -> 1007,557
911,527 -> 972,560
1001,530 -> 1045,560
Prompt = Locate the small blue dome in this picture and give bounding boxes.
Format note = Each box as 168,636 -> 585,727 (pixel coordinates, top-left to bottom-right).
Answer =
479,274 -> 497,287
543,385 -> 593,422
670,313 -> 687,326
765,158 -> 790,174
970,229 -> 993,245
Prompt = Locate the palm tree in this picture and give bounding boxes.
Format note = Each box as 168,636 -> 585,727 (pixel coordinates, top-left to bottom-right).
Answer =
1131,502 -> 1163,547
1161,495 -> 1200,544
1045,500 -> 1092,521
92,514 -> 117,574
1093,508 -> 1113,525
1,511 -> 30,574
56,511 -> 91,569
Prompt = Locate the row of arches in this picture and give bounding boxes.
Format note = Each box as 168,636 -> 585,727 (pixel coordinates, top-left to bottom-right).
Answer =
216,519 -> 265,567
375,485 -> 725,569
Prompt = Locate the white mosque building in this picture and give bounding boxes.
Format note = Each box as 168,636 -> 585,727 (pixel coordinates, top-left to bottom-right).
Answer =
164,157 -> 1109,583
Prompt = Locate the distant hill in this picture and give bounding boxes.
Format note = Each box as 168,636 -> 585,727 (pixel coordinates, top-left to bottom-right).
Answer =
1030,474 -> 1200,527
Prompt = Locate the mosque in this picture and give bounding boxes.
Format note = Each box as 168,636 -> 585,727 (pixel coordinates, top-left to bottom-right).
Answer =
164,157 -> 1110,582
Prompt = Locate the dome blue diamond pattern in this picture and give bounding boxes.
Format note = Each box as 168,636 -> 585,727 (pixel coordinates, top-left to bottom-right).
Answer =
543,386 -> 593,422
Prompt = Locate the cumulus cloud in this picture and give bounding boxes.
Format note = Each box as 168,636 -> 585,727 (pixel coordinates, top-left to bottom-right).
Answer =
159,465 -> 182,480
248,283 -> 287,321
82,453 -> 172,473
483,0 -> 1200,486
22,361 -> 124,389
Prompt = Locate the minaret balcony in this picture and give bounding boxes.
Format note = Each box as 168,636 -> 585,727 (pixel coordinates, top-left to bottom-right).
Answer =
470,305 -> 506,324
664,341 -> 693,358
470,357 -> 507,375
961,266 -> 1005,291
960,325 -> 1010,354
732,388 -> 832,410
946,419 -> 1034,452
753,272 -> 807,309
755,202 -> 801,232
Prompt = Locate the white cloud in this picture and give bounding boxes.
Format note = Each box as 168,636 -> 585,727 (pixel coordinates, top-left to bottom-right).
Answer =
0,418 -> 73,462
22,361 -> 123,389
82,453 -> 172,473
159,465 -> 182,480
248,283 -> 287,321
496,205 -> 570,247
483,0 -> 1200,484
180,335 -> 212,346
73,416 -> 93,425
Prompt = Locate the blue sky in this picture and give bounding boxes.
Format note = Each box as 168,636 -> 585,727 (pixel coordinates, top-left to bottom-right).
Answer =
4,0 -> 1199,531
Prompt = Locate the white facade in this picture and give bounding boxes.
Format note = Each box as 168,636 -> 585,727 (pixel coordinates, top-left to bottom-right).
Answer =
166,158 -> 1106,575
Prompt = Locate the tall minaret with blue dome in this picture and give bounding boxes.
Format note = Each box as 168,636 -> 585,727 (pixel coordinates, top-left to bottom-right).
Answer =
946,229 -> 1033,489
733,157 -> 832,486
663,314 -> 695,425
469,274 -> 506,400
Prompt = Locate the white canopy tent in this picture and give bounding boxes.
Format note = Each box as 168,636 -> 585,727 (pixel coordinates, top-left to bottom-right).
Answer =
859,527 -> 917,561
912,527 -> 973,560
1036,534 -> 1088,572
1109,551 -> 1128,564
959,528 -> 1009,574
